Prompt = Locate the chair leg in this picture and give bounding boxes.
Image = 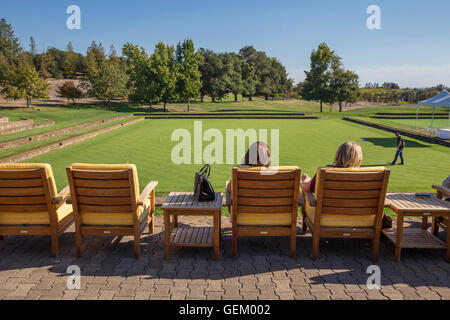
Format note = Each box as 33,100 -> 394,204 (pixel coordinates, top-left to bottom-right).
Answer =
301,213 -> 307,235
148,212 -> 154,234
290,228 -> 297,259
51,233 -> 59,258
312,234 -> 320,260
75,230 -> 82,258
431,217 -> 439,236
134,234 -> 140,259
232,232 -> 238,258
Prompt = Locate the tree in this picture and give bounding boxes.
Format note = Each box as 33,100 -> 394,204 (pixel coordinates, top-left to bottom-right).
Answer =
241,60 -> 257,101
327,56 -> 360,112
85,41 -> 106,79
150,42 -> 177,111
302,43 -> 334,112
88,60 -> 129,109
57,81 -> 83,104
37,51 -> 55,79
64,42 -> 78,78
175,39 -> 202,111
227,53 -> 244,102
122,42 -> 155,107
198,49 -> 231,102
0,18 -> 22,64
1,60 -> 50,108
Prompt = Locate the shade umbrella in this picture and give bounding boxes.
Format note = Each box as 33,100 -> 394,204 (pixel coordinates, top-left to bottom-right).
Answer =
418,90 -> 450,132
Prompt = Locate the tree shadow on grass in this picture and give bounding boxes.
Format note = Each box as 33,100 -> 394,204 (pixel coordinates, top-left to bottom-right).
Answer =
362,137 -> 430,148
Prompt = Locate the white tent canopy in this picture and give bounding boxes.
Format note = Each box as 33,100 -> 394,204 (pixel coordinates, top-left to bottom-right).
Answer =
417,90 -> 450,131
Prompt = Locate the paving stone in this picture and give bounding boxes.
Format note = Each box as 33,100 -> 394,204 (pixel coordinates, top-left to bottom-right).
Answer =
0,217 -> 447,301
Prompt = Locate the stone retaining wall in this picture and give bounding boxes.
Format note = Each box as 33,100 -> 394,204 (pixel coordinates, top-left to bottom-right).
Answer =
0,119 -> 54,135
343,117 -> 450,147
0,117 -> 144,163
0,114 -> 132,150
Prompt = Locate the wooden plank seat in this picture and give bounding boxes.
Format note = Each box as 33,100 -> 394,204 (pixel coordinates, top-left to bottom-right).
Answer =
231,166 -> 301,258
0,163 -> 73,257
301,167 -> 390,261
66,163 -> 157,258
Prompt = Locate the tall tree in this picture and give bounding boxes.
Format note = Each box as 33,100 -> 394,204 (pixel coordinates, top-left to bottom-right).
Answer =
175,39 -> 202,111
122,42 -> 155,107
327,56 -> 360,112
150,42 -> 177,111
88,60 -> 128,109
1,59 -> 50,108
0,18 -> 22,64
241,60 -> 257,101
198,49 -> 231,102
227,53 -> 244,102
64,42 -> 78,78
302,42 -> 334,112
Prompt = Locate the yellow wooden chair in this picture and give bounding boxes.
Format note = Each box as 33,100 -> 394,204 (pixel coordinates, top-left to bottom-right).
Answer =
0,163 -> 73,257
231,166 -> 301,258
431,184 -> 449,237
66,164 -> 157,258
301,167 -> 390,261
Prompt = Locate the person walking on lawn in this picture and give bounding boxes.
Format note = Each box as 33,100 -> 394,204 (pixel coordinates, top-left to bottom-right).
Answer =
391,132 -> 405,165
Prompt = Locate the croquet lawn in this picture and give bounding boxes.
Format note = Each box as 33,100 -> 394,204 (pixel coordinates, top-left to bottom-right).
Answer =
25,118 -> 450,194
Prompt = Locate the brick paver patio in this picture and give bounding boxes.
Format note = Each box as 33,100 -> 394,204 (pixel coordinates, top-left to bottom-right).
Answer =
0,216 -> 448,300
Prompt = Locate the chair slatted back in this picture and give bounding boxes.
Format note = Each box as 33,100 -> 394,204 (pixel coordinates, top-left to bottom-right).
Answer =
68,168 -> 136,214
316,167 -> 390,217
0,168 -> 52,213
233,167 -> 301,215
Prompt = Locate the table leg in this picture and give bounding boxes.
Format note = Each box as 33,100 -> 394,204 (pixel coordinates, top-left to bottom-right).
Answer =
213,210 -> 220,261
395,213 -> 404,262
164,210 -> 171,260
173,214 -> 178,228
421,216 -> 428,230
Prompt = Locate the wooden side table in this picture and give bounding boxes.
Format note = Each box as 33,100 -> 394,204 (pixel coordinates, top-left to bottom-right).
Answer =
382,193 -> 450,262
162,192 -> 223,260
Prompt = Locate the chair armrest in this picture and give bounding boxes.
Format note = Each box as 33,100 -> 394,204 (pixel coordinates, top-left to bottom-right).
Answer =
433,185 -> 450,197
304,191 -> 316,207
137,181 -> 158,206
52,186 -> 70,205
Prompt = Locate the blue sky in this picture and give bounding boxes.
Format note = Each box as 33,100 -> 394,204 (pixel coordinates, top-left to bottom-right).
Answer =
1,0 -> 450,87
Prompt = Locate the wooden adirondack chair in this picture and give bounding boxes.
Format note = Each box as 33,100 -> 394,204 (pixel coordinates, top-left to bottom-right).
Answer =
66,164 -> 157,258
431,184 -> 450,237
301,167 -> 390,261
0,163 -> 73,257
231,166 -> 301,258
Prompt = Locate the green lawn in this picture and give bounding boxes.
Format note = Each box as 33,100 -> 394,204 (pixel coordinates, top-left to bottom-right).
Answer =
25,118 -> 450,194
0,106 -> 126,143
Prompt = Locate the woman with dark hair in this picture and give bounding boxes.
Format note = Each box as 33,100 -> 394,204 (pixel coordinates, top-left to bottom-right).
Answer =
226,141 -> 271,211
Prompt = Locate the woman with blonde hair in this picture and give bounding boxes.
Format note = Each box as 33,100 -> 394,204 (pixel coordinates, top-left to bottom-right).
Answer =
301,142 -> 363,192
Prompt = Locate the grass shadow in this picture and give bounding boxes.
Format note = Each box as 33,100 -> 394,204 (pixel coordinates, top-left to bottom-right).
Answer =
362,137 -> 430,148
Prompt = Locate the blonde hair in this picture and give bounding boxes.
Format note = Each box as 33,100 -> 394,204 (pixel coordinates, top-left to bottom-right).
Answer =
333,142 -> 363,168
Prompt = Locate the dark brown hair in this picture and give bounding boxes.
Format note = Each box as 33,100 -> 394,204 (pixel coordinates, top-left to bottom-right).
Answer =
242,141 -> 271,167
